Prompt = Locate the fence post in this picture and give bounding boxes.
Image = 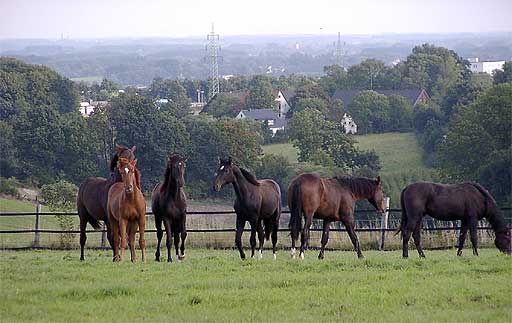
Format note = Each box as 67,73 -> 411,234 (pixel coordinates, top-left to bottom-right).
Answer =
33,203 -> 41,248
379,197 -> 390,250
101,223 -> 107,249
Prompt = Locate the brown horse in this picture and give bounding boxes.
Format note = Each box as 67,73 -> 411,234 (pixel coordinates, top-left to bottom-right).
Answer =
77,144 -> 138,261
288,173 -> 386,259
107,158 -> 146,262
397,181 -> 511,258
151,154 -> 188,263
213,157 -> 281,260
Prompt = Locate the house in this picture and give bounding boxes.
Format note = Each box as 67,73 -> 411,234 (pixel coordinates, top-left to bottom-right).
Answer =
274,90 -> 295,118
332,89 -> 430,107
236,109 -> 287,135
79,102 -> 96,116
341,113 -> 357,134
467,58 -> 505,74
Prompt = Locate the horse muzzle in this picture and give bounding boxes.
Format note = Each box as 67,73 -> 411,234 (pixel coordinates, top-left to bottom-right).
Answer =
125,185 -> 134,194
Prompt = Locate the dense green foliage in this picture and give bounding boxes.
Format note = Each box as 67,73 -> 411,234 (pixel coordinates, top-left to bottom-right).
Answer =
2,250 -> 511,322
246,75 -> 275,110
438,84 -> 512,204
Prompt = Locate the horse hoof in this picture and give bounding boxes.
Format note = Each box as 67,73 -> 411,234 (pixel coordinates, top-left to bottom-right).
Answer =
178,254 -> 186,261
318,254 -> 324,260
457,250 -> 463,256
299,252 -> 304,260
273,253 -> 277,260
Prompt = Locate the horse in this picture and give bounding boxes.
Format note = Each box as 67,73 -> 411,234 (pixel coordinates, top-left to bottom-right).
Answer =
76,144 -> 138,261
151,154 -> 188,263
288,173 -> 386,260
397,181 -> 511,258
213,157 -> 281,260
107,157 -> 146,262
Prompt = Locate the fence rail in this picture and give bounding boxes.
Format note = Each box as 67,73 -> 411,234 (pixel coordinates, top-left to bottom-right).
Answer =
1,206 -> 510,250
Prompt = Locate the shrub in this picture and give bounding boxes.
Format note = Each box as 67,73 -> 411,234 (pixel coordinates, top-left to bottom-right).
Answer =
0,177 -> 21,197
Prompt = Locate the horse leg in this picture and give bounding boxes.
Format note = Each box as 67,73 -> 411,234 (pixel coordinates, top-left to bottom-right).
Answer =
173,224 -> 181,263
271,214 -> 279,260
343,217 -> 364,259
412,221 -> 425,258
235,216 -> 246,260
179,217 -> 187,260
469,217 -> 479,256
119,218 -> 128,262
256,220 -> 265,259
78,213 -> 87,261
402,213 -> 420,258
111,219 -> 121,262
155,215 -> 163,261
250,220 -> 257,258
299,214 -> 313,260
163,219 -> 172,262
318,220 -> 331,260
129,222 -> 138,263
138,211 -> 146,263
457,220 -> 469,256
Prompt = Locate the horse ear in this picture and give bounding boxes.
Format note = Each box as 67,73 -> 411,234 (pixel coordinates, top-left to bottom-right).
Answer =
227,156 -> 232,164
376,176 -> 381,185
131,145 -> 136,153
115,143 -> 124,153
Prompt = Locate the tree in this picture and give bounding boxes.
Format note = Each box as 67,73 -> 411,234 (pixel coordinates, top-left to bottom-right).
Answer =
294,97 -> 329,115
148,77 -> 191,118
346,90 -> 390,134
246,75 -> 275,110
438,84 -> 512,203
387,95 -> 413,131
287,108 -> 325,162
204,93 -> 241,118
493,61 -> 512,84
347,59 -> 388,90
109,94 -> 191,189
254,154 -> 294,202
319,64 -> 349,95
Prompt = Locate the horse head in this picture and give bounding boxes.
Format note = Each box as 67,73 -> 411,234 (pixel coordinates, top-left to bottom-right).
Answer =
117,158 -> 138,194
213,157 -> 235,192
495,227 -> 511,255
368,176 -> 386,213
167,153 -> 187,188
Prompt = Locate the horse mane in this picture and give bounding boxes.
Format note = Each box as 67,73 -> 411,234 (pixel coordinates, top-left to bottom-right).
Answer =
109,154 -> 119,172
334,176 -> 378,197
469,182 -> 508,233
239,167 -> 260,186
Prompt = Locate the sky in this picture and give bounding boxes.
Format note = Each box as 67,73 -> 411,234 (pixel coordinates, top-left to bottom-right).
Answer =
1,0 -> 512,39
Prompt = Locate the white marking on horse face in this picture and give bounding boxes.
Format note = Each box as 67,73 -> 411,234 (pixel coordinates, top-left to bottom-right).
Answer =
124,167 -> 129,174
220,165 -> 224,170
178,162 -> 182,166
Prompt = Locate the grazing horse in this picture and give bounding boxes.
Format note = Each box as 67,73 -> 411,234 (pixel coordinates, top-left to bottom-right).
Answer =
213,157 -> 281,260
107,158 -> 146,262
288,173 -> 386,260
77,144 -> 138,261
397,181 -> 511,258
151,154 -> 188,263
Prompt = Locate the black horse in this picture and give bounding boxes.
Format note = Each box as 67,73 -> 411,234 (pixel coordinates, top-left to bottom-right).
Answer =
213,157 -> 281,260
397,181 -> 511,258
151,154 -> 188,262
77,144 -> 139,261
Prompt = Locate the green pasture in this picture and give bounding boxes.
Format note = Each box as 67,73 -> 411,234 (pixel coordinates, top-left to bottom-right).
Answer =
1,249 -> 511,322
69,75 -> 103,84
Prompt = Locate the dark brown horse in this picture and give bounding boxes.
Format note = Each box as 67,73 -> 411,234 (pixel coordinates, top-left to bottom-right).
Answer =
397,181 -> 511,258
288,173 -> 386,260
151,154 -> 188,263
107,158 -> 146,262
76,144 -> 138,261
213,157 -> 281,260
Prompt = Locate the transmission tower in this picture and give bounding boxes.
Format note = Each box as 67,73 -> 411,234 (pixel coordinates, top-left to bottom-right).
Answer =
206,23 -> 220,101
335,32 -> 346,68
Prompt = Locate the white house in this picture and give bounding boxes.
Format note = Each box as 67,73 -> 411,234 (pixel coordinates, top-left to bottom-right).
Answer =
341,113 -> 357,134
79,102 -> 96,117
468,58 -> 505,74
274,90 -> 295,118
236,109 -> 287,135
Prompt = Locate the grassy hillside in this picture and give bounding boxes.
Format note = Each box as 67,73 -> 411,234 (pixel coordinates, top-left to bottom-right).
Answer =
1,249 -> 511,322
0,198 -> 47,213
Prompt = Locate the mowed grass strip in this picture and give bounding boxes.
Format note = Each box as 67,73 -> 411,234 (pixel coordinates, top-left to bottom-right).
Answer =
1,249 -> 511,322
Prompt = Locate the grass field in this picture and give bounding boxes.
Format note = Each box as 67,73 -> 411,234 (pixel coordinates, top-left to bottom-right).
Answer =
262,132 -> 432,177
1,249 -> 511,322
69,76 -> 104,84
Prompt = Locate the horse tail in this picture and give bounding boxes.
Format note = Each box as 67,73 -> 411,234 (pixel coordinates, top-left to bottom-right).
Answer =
288,182 -> 303,242
470,182 -> 505,232
395,188 -> 407,237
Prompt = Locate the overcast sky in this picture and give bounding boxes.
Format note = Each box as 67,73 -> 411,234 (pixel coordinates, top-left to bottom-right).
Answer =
1,0 -> 511,39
